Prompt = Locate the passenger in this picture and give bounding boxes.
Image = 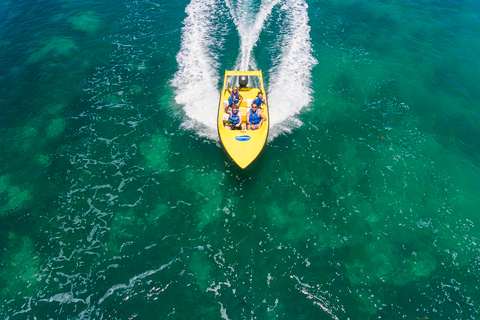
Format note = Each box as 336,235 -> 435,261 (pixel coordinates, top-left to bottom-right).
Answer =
225,78 -> 243,112
226,106 -> 245,130
246,103 -> 266,130
252,91 -> 266,109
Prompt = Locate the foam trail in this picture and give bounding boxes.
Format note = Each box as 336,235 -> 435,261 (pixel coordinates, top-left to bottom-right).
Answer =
226,0 -> 280,70
268,0 -> 317,139
172,0 -> 221,139
174,0 -> 315,142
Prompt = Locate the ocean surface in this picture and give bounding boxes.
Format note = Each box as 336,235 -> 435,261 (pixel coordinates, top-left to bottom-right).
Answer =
1,0 -> 480,318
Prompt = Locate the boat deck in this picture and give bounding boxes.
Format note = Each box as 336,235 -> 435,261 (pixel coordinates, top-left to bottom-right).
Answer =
220,87 -> 265,125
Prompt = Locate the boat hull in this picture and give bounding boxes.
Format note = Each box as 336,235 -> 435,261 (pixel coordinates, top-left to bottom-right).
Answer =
217,70 -> 269,169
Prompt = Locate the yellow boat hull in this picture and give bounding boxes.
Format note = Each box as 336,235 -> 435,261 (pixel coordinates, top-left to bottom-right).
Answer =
217,70 -> 269,169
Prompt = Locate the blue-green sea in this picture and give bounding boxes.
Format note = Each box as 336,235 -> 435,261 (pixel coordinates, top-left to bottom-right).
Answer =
1,0 -> 480,318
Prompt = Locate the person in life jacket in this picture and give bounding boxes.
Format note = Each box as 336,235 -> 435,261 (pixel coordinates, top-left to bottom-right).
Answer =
225,78 -> 243,112
246,103 -> 266,130
226,106 -> 246,130
252,91 -> 266,109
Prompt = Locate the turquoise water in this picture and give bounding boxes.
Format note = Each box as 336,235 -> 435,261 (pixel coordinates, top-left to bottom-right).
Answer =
1,0 -> 480,318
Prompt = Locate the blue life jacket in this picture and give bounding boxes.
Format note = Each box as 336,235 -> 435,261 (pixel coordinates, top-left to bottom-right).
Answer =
228,91 -> 239,105
253,96 -> 264,108
249,109 -> 261,125
229,109 -> 240,124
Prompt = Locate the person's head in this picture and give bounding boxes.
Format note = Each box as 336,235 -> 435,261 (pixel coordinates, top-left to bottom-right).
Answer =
232,106 -> 239,113
232,86 -> 238,92
257,92 -> 263,99
251,103 -> 258,110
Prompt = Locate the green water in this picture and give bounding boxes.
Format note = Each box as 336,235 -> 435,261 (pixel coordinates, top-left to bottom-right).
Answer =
1,0 -> 480,318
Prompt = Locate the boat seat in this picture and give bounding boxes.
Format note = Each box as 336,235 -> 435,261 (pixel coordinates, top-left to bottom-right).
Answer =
224,99 -> 261,110
240,107 -> 248,123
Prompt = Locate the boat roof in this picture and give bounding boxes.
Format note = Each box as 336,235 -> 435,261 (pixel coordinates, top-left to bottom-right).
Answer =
224,70 -> 262,76
223,70 -> 264,92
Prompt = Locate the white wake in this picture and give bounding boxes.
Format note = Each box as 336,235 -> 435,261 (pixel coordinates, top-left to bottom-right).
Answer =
172,0 -> 222,139
268,0 -> 317,138
173,0 -> 317,141
226,0 -> 281,70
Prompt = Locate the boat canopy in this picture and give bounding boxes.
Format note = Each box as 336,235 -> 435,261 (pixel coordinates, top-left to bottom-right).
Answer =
223,70 -> 264,92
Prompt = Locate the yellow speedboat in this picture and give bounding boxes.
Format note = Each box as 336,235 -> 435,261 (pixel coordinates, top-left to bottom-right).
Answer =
217,70 -> 269,169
